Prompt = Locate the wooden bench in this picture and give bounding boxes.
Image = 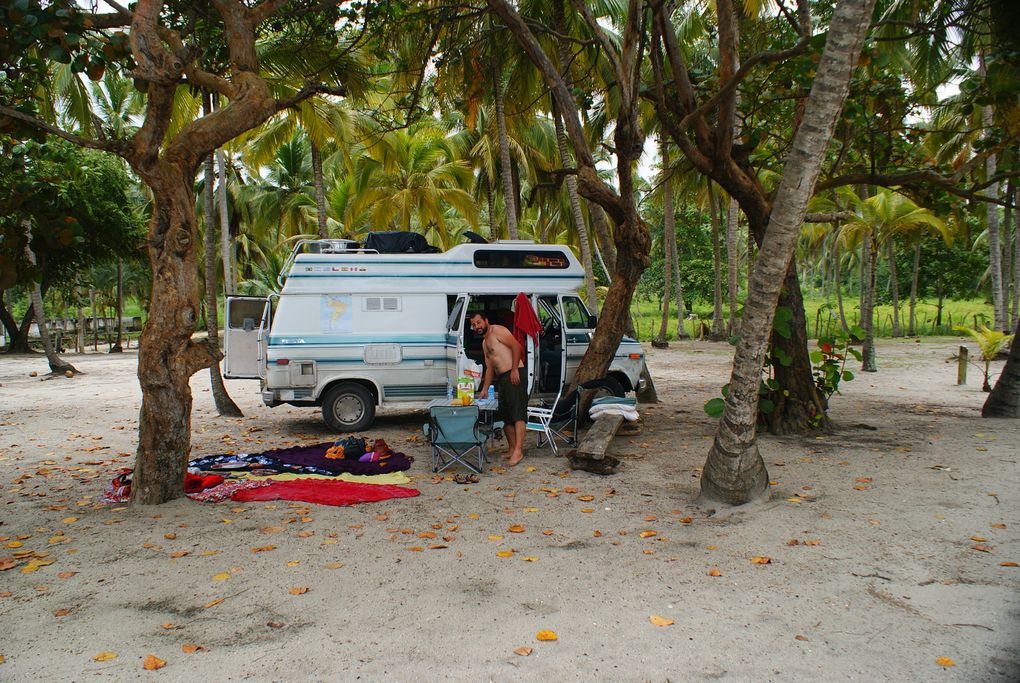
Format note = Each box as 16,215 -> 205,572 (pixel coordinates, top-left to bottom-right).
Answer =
567,413 -> 626,474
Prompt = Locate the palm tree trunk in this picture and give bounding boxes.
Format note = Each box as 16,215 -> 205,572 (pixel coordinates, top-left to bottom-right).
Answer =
23,221 -> 76,374
861,237 -> 878,371
90,286 -> 98,351
983,104 -> 1007,330
215,149 -> 235,295
553,106 -> 597,310
834,236 -> 850,334
486,176 -> 497,239
707,182 -> 726,340
203,143 -> 243,418
493,60 -> 518,239
110,258 -> 124,352
311,140 -> 329,239
702,0 -> 877,505
908,241 -> 921,336
670,219 -> 689,339
887,240 -> 901,337
1013,184 -> 1020,327
656,134 -> 674,346
727,198 -> 740,335
76,301 -> 85,353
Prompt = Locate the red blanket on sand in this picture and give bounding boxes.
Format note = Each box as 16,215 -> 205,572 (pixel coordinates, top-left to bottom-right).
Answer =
229,479 -> 420,507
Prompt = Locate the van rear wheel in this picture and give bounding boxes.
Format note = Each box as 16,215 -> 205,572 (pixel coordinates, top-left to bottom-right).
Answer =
581,375 -> 625,400
321,383 -> 375,432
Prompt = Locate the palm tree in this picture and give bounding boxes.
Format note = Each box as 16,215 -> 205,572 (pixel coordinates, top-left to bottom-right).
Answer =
838,188 -> 951,371
346,124 -> 478,249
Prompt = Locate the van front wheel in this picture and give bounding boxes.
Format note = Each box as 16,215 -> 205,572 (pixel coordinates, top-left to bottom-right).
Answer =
321,383 -> 375,432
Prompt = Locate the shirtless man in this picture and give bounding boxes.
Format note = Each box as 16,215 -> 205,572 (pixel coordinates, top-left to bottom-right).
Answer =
470,311 -> 527,466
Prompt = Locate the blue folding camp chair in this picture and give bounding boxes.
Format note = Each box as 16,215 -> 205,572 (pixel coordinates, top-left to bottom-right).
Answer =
423,405 -> 487,474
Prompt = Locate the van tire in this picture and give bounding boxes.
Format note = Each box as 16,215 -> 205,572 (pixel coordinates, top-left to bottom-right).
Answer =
581,375 -> 626,400
321,383 -> 375,432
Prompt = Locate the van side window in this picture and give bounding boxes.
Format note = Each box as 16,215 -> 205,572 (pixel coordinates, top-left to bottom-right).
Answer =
562,296 -> 590,329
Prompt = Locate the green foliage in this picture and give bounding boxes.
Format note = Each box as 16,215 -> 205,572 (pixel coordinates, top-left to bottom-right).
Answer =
953,324 -> 1014,362
812,326 -> 863,404
0,139 -> 144,292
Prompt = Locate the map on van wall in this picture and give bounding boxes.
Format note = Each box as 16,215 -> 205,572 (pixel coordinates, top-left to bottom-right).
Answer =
321,294 -> 353,333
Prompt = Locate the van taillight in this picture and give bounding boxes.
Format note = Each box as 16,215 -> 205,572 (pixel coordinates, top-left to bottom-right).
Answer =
276,359 -> 290,365
628,353 -> 642,359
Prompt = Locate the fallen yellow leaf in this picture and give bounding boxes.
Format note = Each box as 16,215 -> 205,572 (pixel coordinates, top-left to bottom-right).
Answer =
521,556 -> 538,562
487,535 -> 503,541
639,530 -> 657,538
325,562 -> 344,569
1000,562 -> 1018,567
169,551 -> 188,559
286,560 -> 300,567
57,571 -> 76,579
536,630 -> 558,641
650,615 -> 674,626
212,572 -> 231,581
935,657 -> 955,667
508,524 -> 525,533
496,550 -> 514,558
750,556 -> 772,564
21,558 -> 55,573
202,598 -> 224,609
251,545 -> 276,553
970,536 -> 987,542
93,651 -> 118,662
62,517 -> 79,524
182,644 -> 206,653
580,508 -> 594,513
513,646 -> 533,656
707,568 -> 722,577
288,586 -> 309,595
164,533 -> 176,540
577,495 -> 594,502
142,655 -> 166,670
161,623 -> 174,630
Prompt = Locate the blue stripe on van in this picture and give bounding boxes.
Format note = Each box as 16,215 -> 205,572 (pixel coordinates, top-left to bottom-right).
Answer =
268,334 -> 446,345
286,273 -> 580,279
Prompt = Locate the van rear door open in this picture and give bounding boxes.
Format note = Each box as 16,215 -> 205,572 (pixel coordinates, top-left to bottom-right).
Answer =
224,296 -> 270,379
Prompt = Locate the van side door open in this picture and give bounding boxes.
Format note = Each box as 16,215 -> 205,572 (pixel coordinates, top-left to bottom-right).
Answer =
224,296 -> 271,379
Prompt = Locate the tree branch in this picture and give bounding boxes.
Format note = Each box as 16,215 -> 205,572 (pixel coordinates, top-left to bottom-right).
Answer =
275,82 -> 348,111
0,105 -> 129,157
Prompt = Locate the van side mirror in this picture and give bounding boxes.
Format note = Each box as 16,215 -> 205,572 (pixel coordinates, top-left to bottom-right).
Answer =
587,314 -> 597,328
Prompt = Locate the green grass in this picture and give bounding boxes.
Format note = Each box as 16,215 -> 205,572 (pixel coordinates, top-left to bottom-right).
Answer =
627,296 -> 996,342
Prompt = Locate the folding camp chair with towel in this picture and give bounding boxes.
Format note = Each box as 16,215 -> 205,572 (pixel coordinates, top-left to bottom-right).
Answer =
424,405 -> 487,474
527,377 -> 623,455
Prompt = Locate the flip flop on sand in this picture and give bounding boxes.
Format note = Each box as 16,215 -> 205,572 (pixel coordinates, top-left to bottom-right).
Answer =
454,473 -> 480,484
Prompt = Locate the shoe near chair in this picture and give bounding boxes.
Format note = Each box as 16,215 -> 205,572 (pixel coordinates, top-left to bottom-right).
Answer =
423,405 -> 487,474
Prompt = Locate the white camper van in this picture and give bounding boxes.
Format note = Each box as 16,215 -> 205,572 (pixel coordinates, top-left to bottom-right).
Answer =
224,235 -> 646,432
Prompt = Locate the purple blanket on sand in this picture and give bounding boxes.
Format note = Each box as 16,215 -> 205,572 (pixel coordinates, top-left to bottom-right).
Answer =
193,442 -> 414,476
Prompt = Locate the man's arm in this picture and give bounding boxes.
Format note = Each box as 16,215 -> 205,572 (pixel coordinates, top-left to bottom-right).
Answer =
478,360 -> 495,398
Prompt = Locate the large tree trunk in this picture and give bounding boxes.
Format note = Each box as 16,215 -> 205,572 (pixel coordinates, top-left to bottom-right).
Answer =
982,315 -> 1020,416
702,0 -> 877,505
132,178 -> 221,506
727,198 -> 740,336
908,241 -> 921,336
887,240 -> 901,337
203,146 -> 243,418
861,237 -> 878,372
708,182 -> 727,340
492,59 -> 518,240
23,221 -> 77,374
311,139 -> 329,239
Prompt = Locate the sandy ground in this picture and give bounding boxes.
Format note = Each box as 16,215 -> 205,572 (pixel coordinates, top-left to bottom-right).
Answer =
0,338 -> 1017,682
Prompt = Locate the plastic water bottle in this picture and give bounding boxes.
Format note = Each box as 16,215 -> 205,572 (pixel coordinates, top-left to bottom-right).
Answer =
446,381 -> 454,400
487,385 -> 495,401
